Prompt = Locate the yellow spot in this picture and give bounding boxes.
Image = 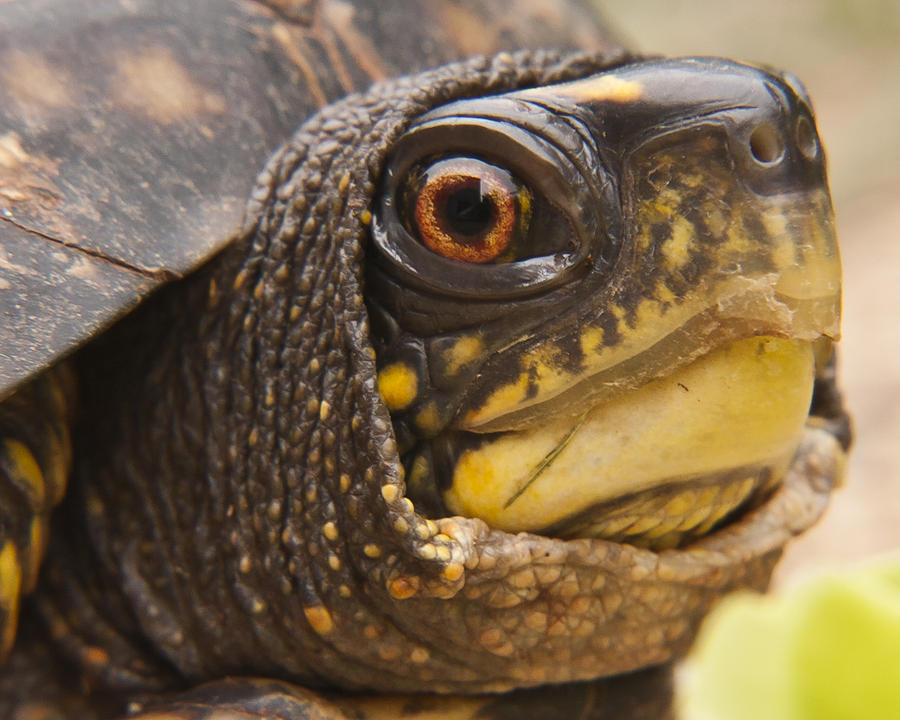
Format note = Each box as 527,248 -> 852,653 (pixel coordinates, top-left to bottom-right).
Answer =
289,306 -> 301,321
0,542 -> 21,610
414,403 -> 441,434
524,74 -> 642,103
664,490 -> 698,518
579,326 -> 605,358
417,544 -> 437,560
364,625 -> 380,639
411,647 -> 430,663
392,517 -> 409,534
239,555 -> 252,574
319,400 -> 331,421
322,522 -> 339,541
360,210 -> 372,225
328,553 -> 341,571
338,585 -> 351,598
388,575 -> 420,599
363,544 -> 382,558
463,373 -> 530,427
662,215 -> 696,270
380,484 -> 399,503
338,173 -> 350,193
24,517 -> 46,591
339,474 -> 351,492
2,439 -> 45,508
83,646 -> 110,666
443,335 -> 485,376
378,644 -> 401,661
376,363 -> 418,411
247,428 -> 259,447
0,542 -> 20,656
442,562 -> 464,582
303,605 -> 334,635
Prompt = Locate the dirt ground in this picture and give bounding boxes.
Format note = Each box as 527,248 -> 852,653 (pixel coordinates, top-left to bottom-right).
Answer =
601,0 -> 900,585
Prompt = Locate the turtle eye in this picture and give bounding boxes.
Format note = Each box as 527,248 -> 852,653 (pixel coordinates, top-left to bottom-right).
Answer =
404,157 -> 532,264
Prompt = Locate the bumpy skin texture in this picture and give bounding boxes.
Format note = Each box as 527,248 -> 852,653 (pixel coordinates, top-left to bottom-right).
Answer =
0,8 -> 848,720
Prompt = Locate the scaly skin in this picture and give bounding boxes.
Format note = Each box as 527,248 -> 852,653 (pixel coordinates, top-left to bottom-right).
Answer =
0,50 -> 847,719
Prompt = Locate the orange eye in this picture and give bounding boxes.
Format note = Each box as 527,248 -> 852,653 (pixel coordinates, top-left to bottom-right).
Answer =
409,158 -> 531,263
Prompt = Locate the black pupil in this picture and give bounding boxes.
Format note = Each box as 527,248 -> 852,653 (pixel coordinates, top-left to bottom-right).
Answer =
445,186 -> 494,237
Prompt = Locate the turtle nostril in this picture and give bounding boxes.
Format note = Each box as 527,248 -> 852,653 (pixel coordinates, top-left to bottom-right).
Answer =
795,116 -> 819,160
749,122 -> 785,165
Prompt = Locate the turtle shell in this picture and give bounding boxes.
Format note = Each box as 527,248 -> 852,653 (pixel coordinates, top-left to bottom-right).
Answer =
0,0 -> 624,398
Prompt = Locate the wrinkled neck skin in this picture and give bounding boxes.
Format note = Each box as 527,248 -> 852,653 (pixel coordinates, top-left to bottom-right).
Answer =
34,49 -> 754,697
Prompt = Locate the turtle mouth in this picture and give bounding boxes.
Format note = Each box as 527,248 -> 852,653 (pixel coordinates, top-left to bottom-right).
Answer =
543,463 -> 781,550
435,335 -> 817,546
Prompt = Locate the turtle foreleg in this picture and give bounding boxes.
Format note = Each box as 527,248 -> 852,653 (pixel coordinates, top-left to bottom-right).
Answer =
0,365 -> 75,662
125,667 -> 674,720
124,679 -> 354,720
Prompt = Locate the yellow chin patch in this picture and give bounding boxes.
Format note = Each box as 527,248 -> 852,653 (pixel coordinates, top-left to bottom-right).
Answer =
443,336 -> 815,535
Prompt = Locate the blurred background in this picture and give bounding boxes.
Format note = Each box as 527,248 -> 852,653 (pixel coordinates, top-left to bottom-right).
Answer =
601,0 -> 900,585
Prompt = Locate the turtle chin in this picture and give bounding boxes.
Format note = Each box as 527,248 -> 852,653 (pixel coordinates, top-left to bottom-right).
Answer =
437,334 -> 817,548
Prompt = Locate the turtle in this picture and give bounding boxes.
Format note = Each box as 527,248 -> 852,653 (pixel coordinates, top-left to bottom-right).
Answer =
0,0 -> 850,718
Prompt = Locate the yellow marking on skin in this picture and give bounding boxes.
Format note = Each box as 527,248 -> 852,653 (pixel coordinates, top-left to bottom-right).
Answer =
442,562 -> 464,582
0,542 -> 20,610
388,575 -> 419,599
523,74 -> 642,103
2,439 -> 45,508
380,484 -> 399,503
417,544 -> 437,560
363,544 -> 381,558
247,428 -> 259,447
83,646 -> 110,666
319,400 -> 331,421
328,554 -> 341,571
664,490 -> 698,518
414,402 -> 441,434
339,474 -> 351,492
392,517 -> 409,534
338,173 -> 350,193
24,517 -> 46,592
579,326 -> 604,357
655,281 -> 677,305
462,372 -> 530,427
360,209 -> 372,225
376,363 -> 418,411
662,215 -> 696,270
322,522 -> 339,541
446,337 -> 815,532
443,335 -> 485,376
0,541 -> 20,657
411,647 -> 430,664
303,605 -> 334,635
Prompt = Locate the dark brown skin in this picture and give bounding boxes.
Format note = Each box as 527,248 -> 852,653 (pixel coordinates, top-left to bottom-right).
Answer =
0,3 -> 849,719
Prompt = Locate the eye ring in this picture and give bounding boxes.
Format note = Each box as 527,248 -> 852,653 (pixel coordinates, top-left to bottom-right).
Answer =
371,115 -> 614,300
410,158 -> 531,264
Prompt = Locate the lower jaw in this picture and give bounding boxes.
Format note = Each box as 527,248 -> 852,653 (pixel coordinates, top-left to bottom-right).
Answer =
440,335 -> 817,543
545,460 -> 786,550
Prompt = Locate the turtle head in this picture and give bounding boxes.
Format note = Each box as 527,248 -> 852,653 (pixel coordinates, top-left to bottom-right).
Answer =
369,57 -> 841,547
